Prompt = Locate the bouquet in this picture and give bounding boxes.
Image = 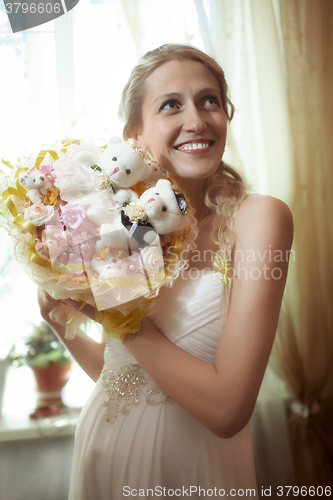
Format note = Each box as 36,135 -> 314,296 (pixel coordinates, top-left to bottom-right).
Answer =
0,137 -> 197,340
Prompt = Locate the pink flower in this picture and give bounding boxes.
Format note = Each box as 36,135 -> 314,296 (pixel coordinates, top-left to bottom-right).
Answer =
39,164 -> 54,175
40,163 -> 56,184
61,204 -> 86,229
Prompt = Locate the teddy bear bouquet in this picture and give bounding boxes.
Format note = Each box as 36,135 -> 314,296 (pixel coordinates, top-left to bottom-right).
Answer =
0,138 -> 197,340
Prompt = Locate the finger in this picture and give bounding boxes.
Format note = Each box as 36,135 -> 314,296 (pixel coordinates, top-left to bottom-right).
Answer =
64,299 -> 96,321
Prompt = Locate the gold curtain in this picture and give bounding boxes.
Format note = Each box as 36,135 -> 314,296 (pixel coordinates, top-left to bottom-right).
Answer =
270,0 -> 333,490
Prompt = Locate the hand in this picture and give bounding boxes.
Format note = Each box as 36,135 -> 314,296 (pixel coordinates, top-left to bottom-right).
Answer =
63,298 -> 96,321
37,288 -> 60,321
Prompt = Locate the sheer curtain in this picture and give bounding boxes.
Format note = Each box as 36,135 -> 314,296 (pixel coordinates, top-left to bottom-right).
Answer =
270,0 -> 333,490
199,0 -> 296,491
200,0 -> 333,492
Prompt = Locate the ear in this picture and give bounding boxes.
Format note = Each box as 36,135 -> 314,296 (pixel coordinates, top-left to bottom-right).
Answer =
108,137 -> 123,146
127,126 -> 147,150
131,135 -> 147,152
156,179 -> 172,189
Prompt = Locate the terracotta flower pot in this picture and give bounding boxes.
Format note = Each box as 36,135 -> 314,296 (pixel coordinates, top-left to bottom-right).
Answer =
32,362 -> 72,404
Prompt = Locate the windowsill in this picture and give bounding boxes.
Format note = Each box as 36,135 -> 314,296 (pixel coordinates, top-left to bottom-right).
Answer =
0,363 -> 95,442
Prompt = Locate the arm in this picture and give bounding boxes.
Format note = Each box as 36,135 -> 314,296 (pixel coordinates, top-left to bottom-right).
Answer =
124,195 -> 294,438
38,290 -> 105,382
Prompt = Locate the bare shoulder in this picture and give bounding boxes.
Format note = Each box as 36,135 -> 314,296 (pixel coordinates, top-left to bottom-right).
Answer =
235,193 -> 293,227
234,194 -> 294,250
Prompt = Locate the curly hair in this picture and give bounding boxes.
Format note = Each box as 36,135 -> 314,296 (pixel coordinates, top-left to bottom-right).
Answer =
119,44 -> 246,316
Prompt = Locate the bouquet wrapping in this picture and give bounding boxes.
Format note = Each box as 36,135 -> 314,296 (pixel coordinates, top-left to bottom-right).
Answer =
0,138 -> 197,340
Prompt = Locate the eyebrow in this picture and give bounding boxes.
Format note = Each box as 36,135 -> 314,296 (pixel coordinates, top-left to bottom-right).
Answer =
153,87 -> 221,106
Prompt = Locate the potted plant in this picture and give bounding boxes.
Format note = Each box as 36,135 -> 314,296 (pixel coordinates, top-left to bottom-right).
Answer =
17,321 -> 72,406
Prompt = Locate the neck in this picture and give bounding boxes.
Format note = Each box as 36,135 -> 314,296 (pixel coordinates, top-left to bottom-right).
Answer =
171,176 -> 210,223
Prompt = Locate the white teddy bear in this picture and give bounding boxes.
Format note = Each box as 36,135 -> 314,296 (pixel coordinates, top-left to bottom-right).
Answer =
19,166 -> 53,204
138,179 -> 189,234
87,179 -> 188,252
91,255 -> 127,282
98,137 -> 154,205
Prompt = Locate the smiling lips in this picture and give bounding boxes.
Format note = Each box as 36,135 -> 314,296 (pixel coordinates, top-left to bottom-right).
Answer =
175,141 -> 213,153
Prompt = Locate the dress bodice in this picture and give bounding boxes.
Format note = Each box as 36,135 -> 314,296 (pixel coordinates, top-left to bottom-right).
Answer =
103,270 -> 223,368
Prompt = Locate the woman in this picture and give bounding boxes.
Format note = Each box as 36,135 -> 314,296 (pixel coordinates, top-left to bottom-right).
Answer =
39,44 -> 293,499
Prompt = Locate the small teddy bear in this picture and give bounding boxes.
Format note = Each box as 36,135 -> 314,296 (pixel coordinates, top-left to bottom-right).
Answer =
86,179 -> 189,252
19,166 -> 53,204
138,179 -> 189,235
91,255 -> 128,282
98,137 -> 154,205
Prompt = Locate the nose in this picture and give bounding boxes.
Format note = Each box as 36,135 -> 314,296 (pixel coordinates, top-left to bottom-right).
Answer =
112,167 -> 119,175
183,103 -> 207,134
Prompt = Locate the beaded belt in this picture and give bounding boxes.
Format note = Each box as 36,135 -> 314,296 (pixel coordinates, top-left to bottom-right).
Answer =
101,363 -> 172,423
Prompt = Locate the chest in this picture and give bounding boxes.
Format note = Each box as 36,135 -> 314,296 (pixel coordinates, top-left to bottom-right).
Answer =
187,216 -> 220,271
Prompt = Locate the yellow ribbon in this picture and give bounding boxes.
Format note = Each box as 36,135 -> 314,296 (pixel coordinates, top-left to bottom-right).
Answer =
15,177 -> 28,197
86,268 -> 142,290
93,247 -> 128,262
95,304 -> 148,339
52,259 -> 88,275
29,247 -> 56,271
13,216 -> 36,236
2,187 -> 20,217
66,301 -> 87,325
60,139 -> 80,153
164,237 -> 183,267
148,270 -> 165,288
2,159 -> 14,169
213,254 -> 230,287
34,150 -> 59,170
15,167 -> 27,179
28,246 -> 90,275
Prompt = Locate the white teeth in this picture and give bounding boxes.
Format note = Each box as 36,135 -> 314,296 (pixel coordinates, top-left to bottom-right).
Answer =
178,142 -> 210,151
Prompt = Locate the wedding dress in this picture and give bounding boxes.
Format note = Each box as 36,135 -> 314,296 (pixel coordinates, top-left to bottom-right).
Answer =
68,270 -> 259,499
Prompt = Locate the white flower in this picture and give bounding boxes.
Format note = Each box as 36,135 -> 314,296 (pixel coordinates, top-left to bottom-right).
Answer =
24,203 -> 54,227
124,200 -> 146,222
142,246 -> 164,278
93,171 -> 111,191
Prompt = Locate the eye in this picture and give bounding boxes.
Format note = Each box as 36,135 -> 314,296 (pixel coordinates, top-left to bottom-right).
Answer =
159,100 -> 179,112
125,169 -> 131,175
155,192 -> 159,195
112,157 -> 117,161
203,95 -> 220,106
162,206 -> 167,212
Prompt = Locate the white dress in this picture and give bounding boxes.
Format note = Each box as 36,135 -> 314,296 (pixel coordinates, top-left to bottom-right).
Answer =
69,270 -> 259,499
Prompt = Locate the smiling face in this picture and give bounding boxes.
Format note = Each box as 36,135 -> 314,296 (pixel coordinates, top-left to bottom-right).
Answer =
132,60 -> 228,184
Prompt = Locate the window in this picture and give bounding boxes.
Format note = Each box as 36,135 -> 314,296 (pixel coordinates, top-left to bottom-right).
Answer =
0,0 -> 206,411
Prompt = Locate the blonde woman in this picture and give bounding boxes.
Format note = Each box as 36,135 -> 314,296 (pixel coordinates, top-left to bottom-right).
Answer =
39,44 -> 293,499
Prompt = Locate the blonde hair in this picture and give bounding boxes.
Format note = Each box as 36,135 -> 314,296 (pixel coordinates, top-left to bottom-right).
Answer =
119,44 -> 246,315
